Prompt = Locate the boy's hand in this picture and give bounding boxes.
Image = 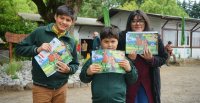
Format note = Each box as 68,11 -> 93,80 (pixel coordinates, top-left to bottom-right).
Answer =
37,43 -> 51,53
128,50 -> 137,60
118,60 -> 131,72
87,64 -> 101,76
56,61 -> 70,73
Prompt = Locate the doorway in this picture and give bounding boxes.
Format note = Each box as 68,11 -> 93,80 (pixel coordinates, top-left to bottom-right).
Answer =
81,39 -> 93,59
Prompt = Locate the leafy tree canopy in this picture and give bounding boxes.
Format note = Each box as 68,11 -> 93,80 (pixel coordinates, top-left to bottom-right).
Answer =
178,0 -> 200,19
0,0 -> 37,34
31,0 -> 130,21
120,0 -> 189,17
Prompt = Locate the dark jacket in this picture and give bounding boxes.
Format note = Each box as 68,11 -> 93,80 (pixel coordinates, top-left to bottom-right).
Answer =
117,31 -> 168,103
92,36 -> 101,50
15,23 -> 79,89
79,58 -> 138,103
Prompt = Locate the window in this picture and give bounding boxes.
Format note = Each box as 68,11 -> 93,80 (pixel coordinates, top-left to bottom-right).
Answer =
163,30 -> 177,46
178,31 -> 190,47
192,32 -> 200,47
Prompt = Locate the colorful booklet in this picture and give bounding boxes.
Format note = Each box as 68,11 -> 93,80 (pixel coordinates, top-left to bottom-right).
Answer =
92,50 -> 125,74
126,31 -> 158,54
34,38 -> 72,77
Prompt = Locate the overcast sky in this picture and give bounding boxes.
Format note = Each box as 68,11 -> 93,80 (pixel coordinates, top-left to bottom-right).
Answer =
179,0 -> 200,3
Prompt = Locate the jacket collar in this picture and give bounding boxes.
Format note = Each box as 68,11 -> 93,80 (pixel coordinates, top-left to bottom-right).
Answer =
45,23 -> 72,39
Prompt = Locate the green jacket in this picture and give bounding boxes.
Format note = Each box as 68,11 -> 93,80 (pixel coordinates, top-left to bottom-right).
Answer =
80,58 -> 138,103
15,23 -> 79,89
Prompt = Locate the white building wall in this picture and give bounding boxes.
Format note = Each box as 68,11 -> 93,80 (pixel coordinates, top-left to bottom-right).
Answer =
74,26 -> 80,40
172,48 -> 200,59
110,12 -> 165,33
192,49 -> 200,59
110,12 -> 129,31
148,16 -> 163,34
109,11 -> 200,59
76,26 -> 103,39
192,32 -> 200,47
173,48 -> 191,58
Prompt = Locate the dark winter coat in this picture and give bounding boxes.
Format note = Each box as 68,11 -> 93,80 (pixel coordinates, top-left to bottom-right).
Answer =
80,58 -> 138,103
15,23 -> 79,89
92,36 -> 101,50
117,31 -> 168,103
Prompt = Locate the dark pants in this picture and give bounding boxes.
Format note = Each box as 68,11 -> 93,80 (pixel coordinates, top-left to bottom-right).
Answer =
166,53 -> 177,65
81,51 -> 87,59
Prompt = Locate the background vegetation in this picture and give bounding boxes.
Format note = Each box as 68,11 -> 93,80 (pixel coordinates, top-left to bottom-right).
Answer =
0,0 -> 38,34
1,0 -> 198,38
0,0 -> 199,61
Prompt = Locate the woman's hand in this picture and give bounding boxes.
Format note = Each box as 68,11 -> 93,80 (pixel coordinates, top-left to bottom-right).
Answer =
87,64 -> 101,76
128,50 -> 137,60
140,45 -> 153,61
118,60 -> 131,72
56,61 -> 71,73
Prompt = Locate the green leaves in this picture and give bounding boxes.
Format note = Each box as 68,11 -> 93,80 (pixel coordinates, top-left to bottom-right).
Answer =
0,0 -> 37,34
178,0 -> 200,18
79,0 -> 130,18
103,6 -> 111,27
181,16 -> 185,45
120,0 -> 188,17
5,61 -> 22,79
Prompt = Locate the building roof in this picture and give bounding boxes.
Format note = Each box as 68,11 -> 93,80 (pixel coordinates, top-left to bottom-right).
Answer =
76,17 -> 103,26
18,13 -> 44,22
18,13 -> 103,26
0,38 -> 6,44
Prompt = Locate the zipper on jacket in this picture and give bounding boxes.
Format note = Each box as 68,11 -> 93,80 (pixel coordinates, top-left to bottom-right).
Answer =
107,74 -> 109,103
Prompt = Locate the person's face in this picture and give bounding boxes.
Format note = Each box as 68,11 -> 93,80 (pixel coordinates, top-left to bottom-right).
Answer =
54,15 -> 73,32
131,15 -> 145,32
101,38 -> 118,50
93,32 -> 98,38
93,33 -> 96,38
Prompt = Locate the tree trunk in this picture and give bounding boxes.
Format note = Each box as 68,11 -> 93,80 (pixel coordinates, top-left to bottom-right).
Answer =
32,0 -> 83,23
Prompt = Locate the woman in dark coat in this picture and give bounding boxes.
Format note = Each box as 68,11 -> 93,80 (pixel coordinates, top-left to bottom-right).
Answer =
117,10 -> 168,103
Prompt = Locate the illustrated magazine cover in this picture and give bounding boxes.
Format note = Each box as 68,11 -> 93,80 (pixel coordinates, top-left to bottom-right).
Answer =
126,31 -> 158,54
34,38 -> 72,77
92,50 -> 125,73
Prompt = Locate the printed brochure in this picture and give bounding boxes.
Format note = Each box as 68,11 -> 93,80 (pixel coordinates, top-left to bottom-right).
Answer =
126,31 -> 158,54
34,38 -> 72,77
92,50 -> 125,74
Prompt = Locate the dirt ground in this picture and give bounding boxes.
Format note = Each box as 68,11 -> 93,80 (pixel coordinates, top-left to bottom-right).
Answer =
0,62 -> 200,103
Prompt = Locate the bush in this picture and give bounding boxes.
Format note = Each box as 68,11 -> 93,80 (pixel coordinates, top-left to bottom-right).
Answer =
0,14 -> 38,48
5,60 -> 22,79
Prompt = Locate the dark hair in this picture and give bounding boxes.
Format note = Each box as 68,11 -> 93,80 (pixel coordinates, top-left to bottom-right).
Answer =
125,10 -> 150,31
168,41 -> 172,44
56,5 -> 75,20
100,27 -> 119,40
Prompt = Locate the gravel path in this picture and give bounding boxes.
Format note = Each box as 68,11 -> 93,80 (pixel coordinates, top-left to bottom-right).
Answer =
0,63 -> 200,103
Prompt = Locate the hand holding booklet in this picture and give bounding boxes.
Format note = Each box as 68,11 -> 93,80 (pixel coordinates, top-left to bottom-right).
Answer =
34,38 -> 72,77
92,50 -> 126,74
126,31 -> 158,54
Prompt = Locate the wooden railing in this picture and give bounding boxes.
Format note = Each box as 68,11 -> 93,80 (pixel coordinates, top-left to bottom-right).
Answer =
5,32 -> 29,62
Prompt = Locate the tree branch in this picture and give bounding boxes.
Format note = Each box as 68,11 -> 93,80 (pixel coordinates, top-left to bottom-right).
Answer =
31,0 -> 49,22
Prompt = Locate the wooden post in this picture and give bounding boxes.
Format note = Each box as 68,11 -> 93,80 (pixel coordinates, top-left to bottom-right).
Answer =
8,42 -> 13,62
5,32 -> 29,62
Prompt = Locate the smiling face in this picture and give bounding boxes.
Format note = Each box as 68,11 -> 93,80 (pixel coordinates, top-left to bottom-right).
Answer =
54,15 -> 74,33
101,38 -> 118,50
131,15 -> 145,32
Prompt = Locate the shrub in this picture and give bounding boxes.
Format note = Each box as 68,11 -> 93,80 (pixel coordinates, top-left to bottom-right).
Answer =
5,60 -> 22,79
